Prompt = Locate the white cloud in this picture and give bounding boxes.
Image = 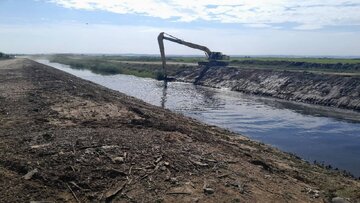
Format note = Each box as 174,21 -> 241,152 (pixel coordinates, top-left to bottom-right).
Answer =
294,24 -> 324,30
245,24 -> 273,28
48,0 -> 360,30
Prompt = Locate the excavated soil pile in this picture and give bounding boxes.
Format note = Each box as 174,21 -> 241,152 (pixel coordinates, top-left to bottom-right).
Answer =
1,59 -> 360,202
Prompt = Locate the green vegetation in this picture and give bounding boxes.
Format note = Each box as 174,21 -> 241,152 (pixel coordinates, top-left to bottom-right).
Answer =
171,56 -> 360,74
0,52 -> 12,60
47,54 -> 360,78
230,58 -> 360,75
159,56 -> 360,65
230,57 -> 360,64
49,55 -> 170,79
169,56 -> 360,73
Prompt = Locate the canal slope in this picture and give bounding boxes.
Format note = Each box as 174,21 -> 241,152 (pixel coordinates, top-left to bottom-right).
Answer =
174,65 -> 360,111
1,58 -> 359,202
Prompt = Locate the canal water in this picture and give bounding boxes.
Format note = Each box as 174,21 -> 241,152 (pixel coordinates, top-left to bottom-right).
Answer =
37,59 -> 360,177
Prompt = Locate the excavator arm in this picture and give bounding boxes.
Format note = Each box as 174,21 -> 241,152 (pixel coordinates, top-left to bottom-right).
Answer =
158,32 -> 229,79
158,32 -> 212,57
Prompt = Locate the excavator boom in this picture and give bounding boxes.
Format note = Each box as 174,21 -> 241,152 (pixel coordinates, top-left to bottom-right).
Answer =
160,33 -> 212,56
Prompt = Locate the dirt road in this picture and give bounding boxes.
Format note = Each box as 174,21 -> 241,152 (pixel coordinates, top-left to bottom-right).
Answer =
1,59 -> 359,202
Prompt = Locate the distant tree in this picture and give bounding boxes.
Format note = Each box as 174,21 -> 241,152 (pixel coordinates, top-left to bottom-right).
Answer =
0,52 -> 11,59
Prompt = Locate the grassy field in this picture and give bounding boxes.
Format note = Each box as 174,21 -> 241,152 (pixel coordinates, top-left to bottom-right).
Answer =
48,54 -> 360,64
231,57 -> 360,64
112,55 -> 360,65
46,54 -> 360,78
165,56 -> 360,73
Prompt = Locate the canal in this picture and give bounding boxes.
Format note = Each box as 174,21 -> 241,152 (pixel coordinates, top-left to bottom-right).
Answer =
37,59 -> 360,177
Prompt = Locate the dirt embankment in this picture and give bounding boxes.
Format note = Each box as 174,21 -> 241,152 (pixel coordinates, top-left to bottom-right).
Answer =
231,60 -> 360,72
173,66 -> 360,111
1,59 -> 360,203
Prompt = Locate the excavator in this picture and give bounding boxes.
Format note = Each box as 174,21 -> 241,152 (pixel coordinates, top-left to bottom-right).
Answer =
158,32 -> 230,79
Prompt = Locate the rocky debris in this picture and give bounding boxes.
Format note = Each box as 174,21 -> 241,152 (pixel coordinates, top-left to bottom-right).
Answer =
331,197 -> 351,203
225,181 -> 246,194
111,157 -> 125,164
303,187 -> 320,198
167,182 -> 195,195
23,169 -> 38,180
203,181 -> 215,195
30,143 -> 51,149
203,187 -> 215,195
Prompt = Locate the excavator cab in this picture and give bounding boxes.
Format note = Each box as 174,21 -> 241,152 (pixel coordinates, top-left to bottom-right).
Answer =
209,52 -> 229,61
200,52 -> 230,66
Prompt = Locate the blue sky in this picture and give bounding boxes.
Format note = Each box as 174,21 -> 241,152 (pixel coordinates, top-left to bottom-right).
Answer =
1,0 -> 360,56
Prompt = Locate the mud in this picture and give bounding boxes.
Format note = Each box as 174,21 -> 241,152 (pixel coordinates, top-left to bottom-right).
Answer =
1,59 -> 360,202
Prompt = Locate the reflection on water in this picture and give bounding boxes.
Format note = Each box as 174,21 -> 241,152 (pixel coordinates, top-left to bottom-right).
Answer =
161,81 -> 167,108
36,59 -> 360,177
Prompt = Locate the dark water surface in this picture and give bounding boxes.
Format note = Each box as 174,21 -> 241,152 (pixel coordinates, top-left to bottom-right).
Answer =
37,59 -> 360,177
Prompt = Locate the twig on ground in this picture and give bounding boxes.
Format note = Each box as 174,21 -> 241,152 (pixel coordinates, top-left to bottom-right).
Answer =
66,183 -> 81,203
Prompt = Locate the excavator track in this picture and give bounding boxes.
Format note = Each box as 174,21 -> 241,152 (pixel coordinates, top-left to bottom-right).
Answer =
198,61 -> 229,66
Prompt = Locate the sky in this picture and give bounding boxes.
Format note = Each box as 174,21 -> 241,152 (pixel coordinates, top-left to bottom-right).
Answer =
1,0 -> 360,56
